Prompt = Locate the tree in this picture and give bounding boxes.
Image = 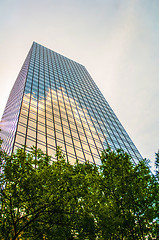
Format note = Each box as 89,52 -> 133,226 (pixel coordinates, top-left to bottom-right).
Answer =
98,148 -> 158,239
155,150 -> 159,179
0,143 -> 158,239
0,146 -> 99,239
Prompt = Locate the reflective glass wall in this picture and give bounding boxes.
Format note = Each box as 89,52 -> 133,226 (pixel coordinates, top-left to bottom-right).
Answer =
0,47 -> 32,154
1,42 -> 142,164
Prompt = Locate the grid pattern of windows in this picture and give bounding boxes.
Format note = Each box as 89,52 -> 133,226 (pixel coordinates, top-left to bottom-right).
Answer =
0,48 -> 32,154
0,42 -> 142,164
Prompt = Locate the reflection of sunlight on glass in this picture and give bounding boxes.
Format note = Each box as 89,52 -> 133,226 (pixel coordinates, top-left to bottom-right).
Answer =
15,86 -> 104,165
74,109 -> 79,119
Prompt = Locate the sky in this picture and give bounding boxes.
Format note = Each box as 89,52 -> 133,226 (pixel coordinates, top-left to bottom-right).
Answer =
0,0 -> 159,170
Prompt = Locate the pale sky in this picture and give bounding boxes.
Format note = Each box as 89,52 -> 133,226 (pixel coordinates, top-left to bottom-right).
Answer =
0,0 -> 159,170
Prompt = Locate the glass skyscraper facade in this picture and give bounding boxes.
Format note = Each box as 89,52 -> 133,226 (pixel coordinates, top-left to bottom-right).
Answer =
0,42 -> 142,164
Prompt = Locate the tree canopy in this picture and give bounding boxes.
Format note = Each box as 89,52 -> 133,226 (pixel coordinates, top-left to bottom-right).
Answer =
0,144 -> 158,239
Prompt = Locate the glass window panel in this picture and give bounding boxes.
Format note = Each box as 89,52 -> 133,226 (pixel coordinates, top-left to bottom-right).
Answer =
19,116 -> 28,125
27,128 -> 36,139
29,110 -> 37,120
68,155 -> 76,164
79,134 -> 86,142
28,118 -> 36,129
82,143 -> 90,151
60,109 -> 67,117
69,123 -> 77,130
87,137 -> 95,145
84,152 -> 92,162
38,103 -> 45,112
54,108 -> 60,116
30,97 -> 37,107
46,117 -> 53,125
90,147 -> 98,155
38,114 -> 45,124
47,136 -> 55,147
63,127 -> 70,135
71,130 -> 78,137
20,107 -> 28,117
38,123 -> 45,132
56,141 -> 65,151
15,133 -> 25,145
37,132 -> 46,144
75,148 -> 84,160
47,122 -> 54,131
47,147 -> 56,158
56,132 -> 63,140
37,142 -> 46,152
65,136 -> 72,144
26,137 -> 36,148
62,119 -> 69,127
95,141 -> 103,149
66,145 -> 75,155
55,123 -> 62,132
73,139 -> 81,148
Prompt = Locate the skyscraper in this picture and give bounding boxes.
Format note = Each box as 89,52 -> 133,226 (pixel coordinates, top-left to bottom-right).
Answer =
0,42 -> 142,164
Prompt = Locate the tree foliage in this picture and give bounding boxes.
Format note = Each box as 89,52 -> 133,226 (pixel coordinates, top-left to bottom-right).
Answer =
0,144 -> 158,239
